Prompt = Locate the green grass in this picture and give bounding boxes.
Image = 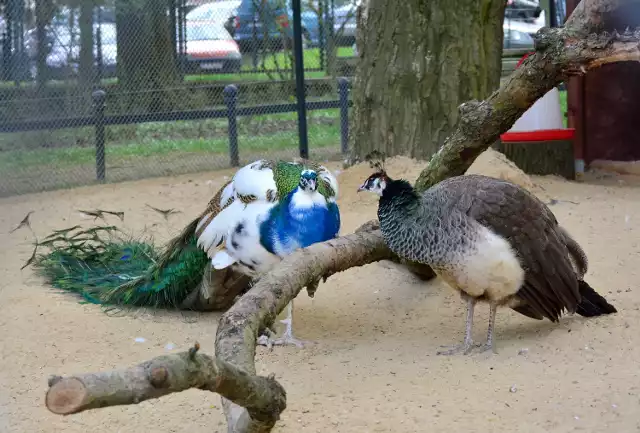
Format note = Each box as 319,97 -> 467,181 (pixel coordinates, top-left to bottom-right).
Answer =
0,110 -> 341,173
0,89 -> 569,176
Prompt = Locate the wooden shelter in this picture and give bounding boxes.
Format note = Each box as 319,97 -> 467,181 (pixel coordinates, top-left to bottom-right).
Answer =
566,0 -> 640,171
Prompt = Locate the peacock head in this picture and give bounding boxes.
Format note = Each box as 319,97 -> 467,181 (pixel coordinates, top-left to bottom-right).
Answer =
299,169 -> 318,192
357,171 -> 389,196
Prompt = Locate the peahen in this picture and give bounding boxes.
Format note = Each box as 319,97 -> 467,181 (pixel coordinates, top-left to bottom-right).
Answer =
357,162 -> 617,355
32,159 -> 340,347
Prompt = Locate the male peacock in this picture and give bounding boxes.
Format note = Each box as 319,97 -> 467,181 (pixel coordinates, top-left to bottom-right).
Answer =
33,159 -> 340,347
358,162 -> 617,355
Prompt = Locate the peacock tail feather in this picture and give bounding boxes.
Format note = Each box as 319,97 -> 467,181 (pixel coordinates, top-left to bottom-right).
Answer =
32,224 -> 209,308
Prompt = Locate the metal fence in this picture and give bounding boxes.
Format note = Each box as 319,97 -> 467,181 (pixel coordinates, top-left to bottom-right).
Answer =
0,0 -> 563,197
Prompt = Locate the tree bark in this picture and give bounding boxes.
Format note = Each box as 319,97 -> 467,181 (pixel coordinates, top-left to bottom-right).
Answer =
44,1 -> 640,432
351,0 -> 506,160
115,0 -> 180,112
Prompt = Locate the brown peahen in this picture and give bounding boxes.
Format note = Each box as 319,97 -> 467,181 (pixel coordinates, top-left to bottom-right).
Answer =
358,163 -> 617,355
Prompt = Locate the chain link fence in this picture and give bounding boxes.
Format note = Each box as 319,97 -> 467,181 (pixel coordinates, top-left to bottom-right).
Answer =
0,0 -> 562,197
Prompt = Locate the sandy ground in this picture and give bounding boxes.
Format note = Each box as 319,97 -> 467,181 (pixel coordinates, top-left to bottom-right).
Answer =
1,153 -> 640,433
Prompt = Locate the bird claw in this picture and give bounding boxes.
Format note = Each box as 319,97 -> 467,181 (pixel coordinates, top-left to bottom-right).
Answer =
437,341 -> 475,356
256,335 -> 273,349
474,341 -> 497,354
270,334 -> 310,348
436,340 -> 496,355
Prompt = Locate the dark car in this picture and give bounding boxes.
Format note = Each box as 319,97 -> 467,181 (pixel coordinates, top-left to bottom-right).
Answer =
231,0 -> 321,51
505,0 -> 542,22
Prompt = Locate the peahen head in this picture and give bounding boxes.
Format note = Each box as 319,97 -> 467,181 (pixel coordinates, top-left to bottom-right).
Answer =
358,170 -> 417,200
357,171 -> 389,196
299,169 -> 318,193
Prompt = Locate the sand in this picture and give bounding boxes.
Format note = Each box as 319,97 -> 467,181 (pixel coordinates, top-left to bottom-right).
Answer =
1,152 -> 640,433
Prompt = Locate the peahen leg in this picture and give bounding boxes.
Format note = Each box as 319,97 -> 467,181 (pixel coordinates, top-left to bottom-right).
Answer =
437,294 -> 476,355
475,301 -> 498,354
270,300 -> 310,348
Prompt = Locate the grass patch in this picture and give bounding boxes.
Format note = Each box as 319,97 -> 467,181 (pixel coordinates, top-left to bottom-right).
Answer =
0,110 -> 341,174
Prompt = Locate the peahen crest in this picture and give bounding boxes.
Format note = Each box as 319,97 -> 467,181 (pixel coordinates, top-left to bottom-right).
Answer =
364,150 -> 387,175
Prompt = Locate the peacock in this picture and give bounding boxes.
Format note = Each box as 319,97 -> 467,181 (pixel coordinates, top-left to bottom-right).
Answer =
357,161 -> 616,355
32,159 -> 340,347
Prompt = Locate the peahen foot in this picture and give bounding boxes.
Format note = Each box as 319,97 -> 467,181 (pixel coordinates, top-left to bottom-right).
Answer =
437,341 -> 475,355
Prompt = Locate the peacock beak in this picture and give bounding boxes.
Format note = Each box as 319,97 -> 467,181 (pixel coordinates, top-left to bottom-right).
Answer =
357,183 -> 366,192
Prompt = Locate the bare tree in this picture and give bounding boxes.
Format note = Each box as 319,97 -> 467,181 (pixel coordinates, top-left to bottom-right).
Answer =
45,0 -> 640,432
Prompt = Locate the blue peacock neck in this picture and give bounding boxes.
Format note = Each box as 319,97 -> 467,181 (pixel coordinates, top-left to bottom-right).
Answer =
260,186 -> 333,256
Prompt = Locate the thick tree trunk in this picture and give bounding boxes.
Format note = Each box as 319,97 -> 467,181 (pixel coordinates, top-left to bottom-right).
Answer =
351,0 -> 505,160
115,0 -> 180,112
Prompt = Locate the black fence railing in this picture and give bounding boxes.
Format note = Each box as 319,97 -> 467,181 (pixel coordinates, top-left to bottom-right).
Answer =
0,77 -> 351,192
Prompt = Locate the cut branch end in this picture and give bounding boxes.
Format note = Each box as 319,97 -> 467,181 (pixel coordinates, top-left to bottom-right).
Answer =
46,377 -> 88,415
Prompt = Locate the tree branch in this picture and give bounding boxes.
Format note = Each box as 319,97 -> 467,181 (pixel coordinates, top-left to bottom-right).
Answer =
414,24 -> 640,191
45,343 -> 286,419
214,229 -> 395,432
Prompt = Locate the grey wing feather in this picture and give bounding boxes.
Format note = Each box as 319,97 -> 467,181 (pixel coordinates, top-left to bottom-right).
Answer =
436,175 -> 581,322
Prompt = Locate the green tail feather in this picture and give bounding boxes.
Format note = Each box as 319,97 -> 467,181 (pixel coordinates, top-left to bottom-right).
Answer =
31,221 -> 209,308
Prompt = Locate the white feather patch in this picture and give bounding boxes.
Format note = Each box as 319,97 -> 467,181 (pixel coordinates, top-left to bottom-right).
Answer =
197,199 -> 245,254
219,181 -> 235,207
223,201 -> 281,275
232,162 -> 276,201
211,250 -> 237,270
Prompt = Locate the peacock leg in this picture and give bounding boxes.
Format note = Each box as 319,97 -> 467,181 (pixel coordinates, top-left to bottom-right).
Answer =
475,301 -> 498,354
437,294 -> 476,355
271,300 -> 310,348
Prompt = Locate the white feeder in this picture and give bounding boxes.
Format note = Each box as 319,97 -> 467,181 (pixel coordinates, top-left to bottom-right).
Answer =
509,87 -> 564,132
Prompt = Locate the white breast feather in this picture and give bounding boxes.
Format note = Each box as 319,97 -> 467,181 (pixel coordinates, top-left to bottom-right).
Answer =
455,226 -> 525,301
291,189 -> 328,209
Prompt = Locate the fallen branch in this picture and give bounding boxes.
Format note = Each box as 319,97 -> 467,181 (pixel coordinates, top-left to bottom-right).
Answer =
46,342 -> 286,421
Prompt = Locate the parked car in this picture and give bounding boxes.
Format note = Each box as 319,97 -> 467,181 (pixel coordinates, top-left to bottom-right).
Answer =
503,26 -> 535,49
186,0 -> 241,36
182,21 -> 242,73
505,0 -> 542,23
230,0 -> 322,52
503,16 -> 544,40
24,22 -> 117,80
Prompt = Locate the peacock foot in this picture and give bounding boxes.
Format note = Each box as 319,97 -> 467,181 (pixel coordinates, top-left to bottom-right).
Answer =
270,333 -> 310,348
437,340 -> 475,356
